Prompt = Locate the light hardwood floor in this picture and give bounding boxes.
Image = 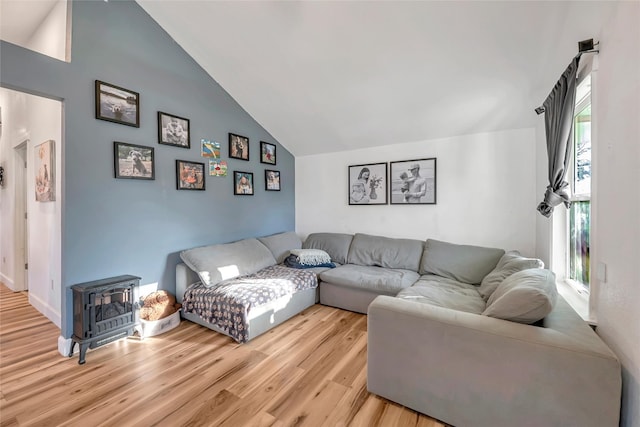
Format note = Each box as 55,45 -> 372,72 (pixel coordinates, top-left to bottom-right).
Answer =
0,284 -> 447,427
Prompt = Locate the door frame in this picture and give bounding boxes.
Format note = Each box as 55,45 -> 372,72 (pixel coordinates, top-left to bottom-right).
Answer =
14,139 -> 29,291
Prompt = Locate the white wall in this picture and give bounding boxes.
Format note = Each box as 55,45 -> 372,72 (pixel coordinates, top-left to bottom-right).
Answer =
590,3 -> 640,426
26,0 -> 68,62
0,89 -> 29,289
26,95 -> 62,328
0,87 -> 62,328
296,128 -> 537,255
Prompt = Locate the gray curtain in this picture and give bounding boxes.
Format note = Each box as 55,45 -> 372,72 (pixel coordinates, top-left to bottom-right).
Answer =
536,54 -> 581,217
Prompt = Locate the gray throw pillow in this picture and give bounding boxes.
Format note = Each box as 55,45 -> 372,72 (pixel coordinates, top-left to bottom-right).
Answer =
483,268 -> 557,324
420,239 -> 505,285
479,253 -> 544,300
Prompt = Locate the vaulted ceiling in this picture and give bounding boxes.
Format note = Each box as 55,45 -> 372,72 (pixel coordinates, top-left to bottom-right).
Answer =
137,1 -> 617,157
2,1 -> 616,157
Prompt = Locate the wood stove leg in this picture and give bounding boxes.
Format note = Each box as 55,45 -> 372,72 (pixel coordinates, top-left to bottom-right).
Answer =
68,340 -> 76,357
78,343 -> 89,365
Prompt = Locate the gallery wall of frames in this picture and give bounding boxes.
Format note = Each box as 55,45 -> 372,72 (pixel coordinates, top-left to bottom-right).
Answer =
99,80 -> 281,195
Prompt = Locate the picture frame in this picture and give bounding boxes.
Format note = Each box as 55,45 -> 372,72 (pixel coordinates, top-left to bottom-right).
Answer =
176,160 -> 205,190
229,133 -> 249,161
348,162 -> 387,205
114,141 -> 154,180
260,142 -> 276,165
265,170 -> 281,191
95,80 -> 139,127
233,171 -> 254,195
159,112 -> 190,148
201,139 -> 220,158
35,140 -> 55,202
389,158 -> 437,204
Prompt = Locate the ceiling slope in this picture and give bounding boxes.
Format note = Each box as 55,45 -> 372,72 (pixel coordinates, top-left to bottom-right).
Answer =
138,1 -> 615,156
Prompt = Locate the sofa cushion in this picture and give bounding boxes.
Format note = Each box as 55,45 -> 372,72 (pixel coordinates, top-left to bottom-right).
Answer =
420,239 -> 505,285
483,268 -> 558,324
478,252 -> 544,300
303,233 -> 353,265
347,233 -> 424,271
397,275 -> 486,314
180,238 -> 277,287
258,231 -> 302,264
319,264 -> 419,295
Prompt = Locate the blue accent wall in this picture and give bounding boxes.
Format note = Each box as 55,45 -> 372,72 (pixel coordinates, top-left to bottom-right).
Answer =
0,1 -> 295,338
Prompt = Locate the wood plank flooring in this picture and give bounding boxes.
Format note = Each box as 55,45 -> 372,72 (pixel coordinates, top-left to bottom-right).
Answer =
0,284 -> 446,427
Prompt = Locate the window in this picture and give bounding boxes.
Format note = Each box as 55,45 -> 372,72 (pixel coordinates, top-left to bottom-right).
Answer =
568,75 -> 591,290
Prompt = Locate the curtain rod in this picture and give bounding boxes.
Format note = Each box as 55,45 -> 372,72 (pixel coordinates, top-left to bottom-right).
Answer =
578,38 -> 599,54
535,39 -> 599,115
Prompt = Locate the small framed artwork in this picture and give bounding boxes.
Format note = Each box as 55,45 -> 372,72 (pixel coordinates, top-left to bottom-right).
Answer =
265,170 -> 281,191
114,141 -> 154,180
176,160 -> 205,190
389,158 -> 437,204
233,171 -> 254,195
348,162 -> 387,205
229,133 -> 249,160
209,159 -> 227,177
35,140 -> 55,202
260,142 -> 276,165
201,139 -> 220,158
95,80 -> 140,127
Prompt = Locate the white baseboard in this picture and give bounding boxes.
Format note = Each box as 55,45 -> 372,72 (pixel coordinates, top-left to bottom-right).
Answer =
0,272 -> 15,289
28,293 -> 61,329
58,335 -> 73,357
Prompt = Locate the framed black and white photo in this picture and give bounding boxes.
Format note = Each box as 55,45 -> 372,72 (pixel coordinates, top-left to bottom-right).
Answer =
390,158 -> 437,204
114,141 -> 154,180
159,112 -> 190,148
260,142 -> 276,165
95,80 -> 139,127
348,162 -> 387,205
176,160 -> 205,190
233,171 -> 254,195
229,133 -> 249,160
265,170 -> 280,191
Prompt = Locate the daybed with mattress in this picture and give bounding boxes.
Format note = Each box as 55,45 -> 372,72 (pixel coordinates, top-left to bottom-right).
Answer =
176,233 -> 327,342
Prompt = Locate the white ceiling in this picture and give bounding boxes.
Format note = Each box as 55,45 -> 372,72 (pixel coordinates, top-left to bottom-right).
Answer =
2,1 -> 616,157
137,1 -> 617,157
0,0 -> 61,46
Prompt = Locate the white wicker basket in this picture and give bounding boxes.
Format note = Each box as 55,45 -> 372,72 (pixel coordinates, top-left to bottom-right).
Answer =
139,309 -> 180,338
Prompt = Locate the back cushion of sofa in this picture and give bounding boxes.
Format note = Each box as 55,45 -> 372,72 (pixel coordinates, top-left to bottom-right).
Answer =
347,233 -> 425,271
420,239 -> 505,285
303,233 -> 353,265
258,231 -> 302,264
180,238 -> 277,287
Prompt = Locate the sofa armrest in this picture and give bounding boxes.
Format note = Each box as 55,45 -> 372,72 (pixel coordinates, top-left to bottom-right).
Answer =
175,263 -> 200,304
367,295 -> 621,427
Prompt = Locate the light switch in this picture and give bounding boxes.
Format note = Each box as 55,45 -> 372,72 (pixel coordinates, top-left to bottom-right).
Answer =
597,262 -> 607,283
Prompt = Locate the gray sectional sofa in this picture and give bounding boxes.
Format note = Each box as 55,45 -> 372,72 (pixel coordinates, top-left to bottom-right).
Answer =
176,231 -> 621,427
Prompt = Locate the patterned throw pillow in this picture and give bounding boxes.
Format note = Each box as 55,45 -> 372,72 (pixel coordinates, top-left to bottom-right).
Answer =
288,249 -> 332,266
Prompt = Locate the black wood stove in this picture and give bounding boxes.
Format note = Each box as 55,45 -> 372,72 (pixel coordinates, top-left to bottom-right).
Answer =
69,275 -> 140,364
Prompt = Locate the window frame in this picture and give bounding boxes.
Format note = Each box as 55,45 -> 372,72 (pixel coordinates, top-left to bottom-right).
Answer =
565,72 -> 592,294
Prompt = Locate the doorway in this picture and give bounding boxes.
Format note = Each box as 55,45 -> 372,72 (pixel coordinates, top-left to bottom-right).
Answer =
14,141 -> 29,291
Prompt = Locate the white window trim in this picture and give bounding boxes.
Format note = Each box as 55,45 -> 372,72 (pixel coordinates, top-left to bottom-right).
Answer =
551,54 -> 598,325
